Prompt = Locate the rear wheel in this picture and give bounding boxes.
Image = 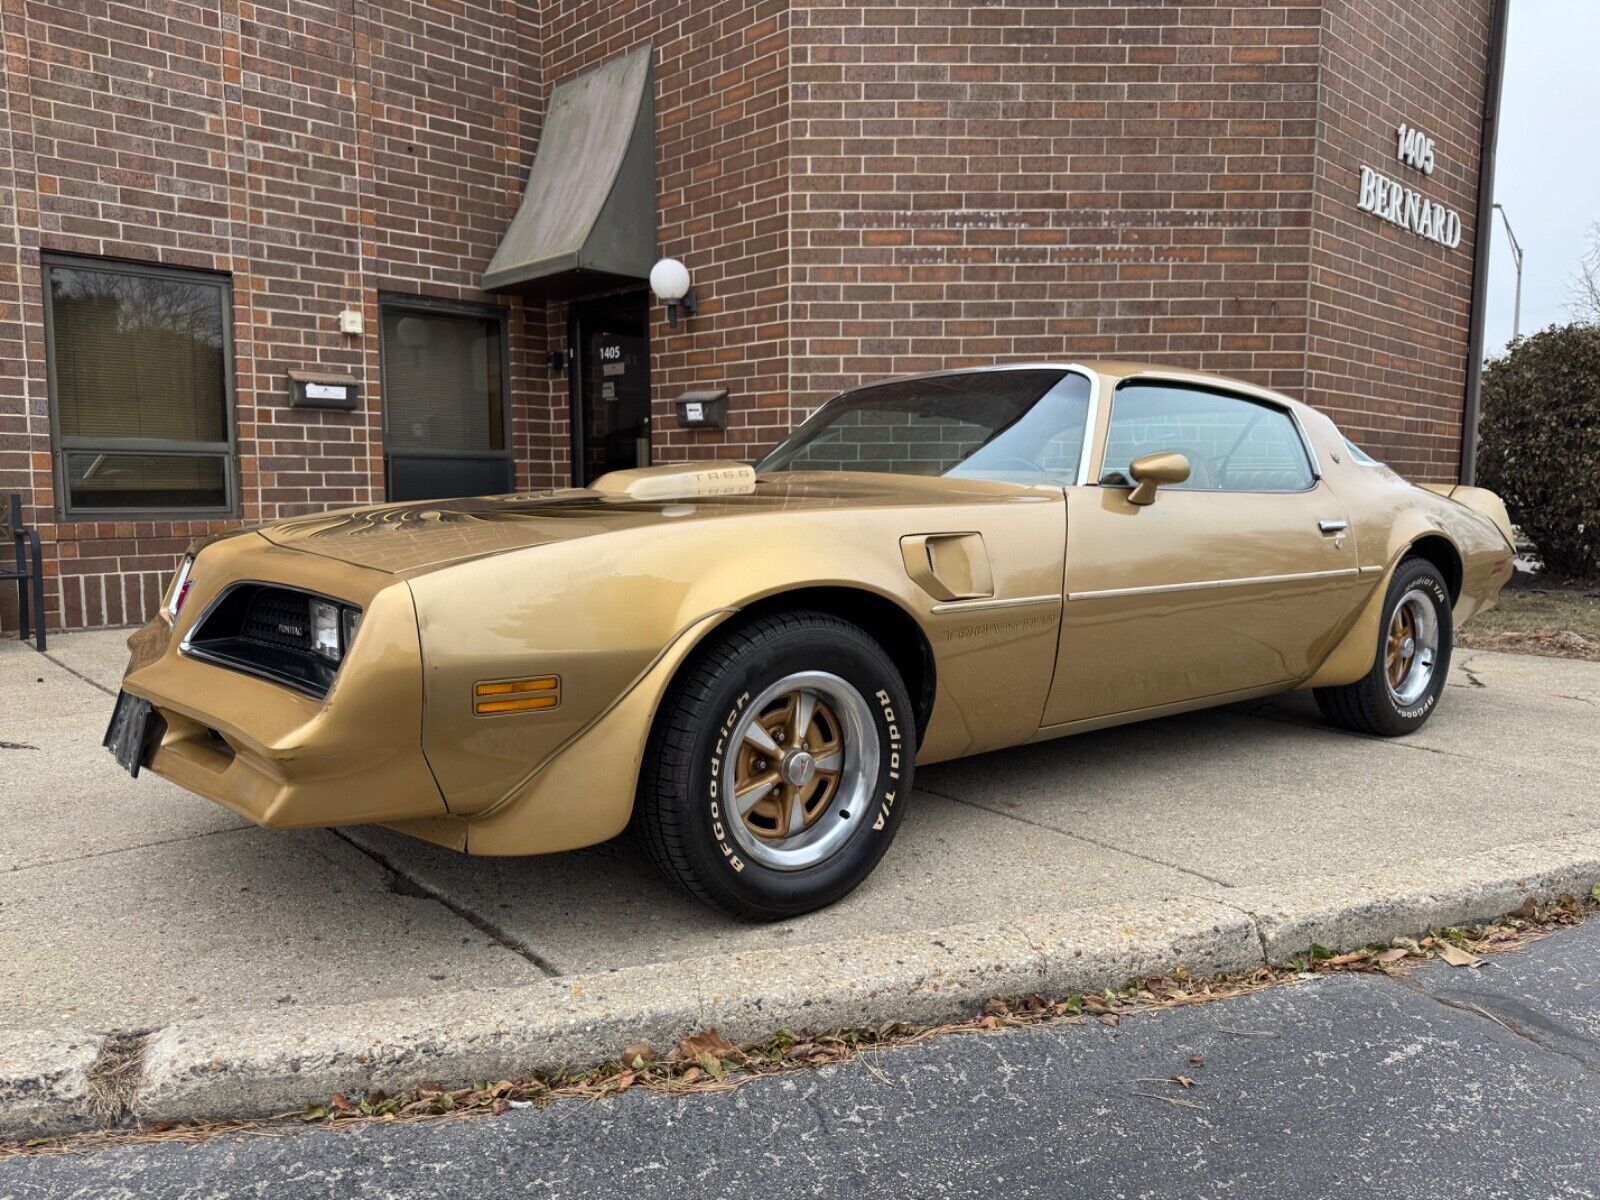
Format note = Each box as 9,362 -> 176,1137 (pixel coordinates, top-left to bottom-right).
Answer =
1315,556 -> 1452,736
633,611 -> 914,921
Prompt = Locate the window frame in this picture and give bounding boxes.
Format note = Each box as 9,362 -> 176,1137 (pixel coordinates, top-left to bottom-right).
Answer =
377,292 -> 514,498
1341,434 -> 1384,467
1097,377 -> 1322,496
42,253 -> 240,520
758,364 -> 1099,485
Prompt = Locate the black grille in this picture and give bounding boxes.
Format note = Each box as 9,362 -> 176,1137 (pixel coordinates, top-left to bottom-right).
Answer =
184,584 -> 358,698
243,590 -> 313,651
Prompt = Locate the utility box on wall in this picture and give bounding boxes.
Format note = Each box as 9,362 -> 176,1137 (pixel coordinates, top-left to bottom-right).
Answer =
287,369 -> 360,411
674,389 -> 728,430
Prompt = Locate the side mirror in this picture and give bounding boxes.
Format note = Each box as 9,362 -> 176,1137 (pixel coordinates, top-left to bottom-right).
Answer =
1126,451 -> 1190,506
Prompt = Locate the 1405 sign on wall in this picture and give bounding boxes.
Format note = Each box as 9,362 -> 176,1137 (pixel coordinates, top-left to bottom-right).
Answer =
1356,121 -> 1462,249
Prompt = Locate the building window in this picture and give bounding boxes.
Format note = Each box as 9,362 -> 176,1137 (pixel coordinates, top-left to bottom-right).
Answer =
380,297 -> 512,502
44,256 -> 237,517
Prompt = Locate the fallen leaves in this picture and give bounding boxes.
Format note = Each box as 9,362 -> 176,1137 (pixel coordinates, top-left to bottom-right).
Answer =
1435,942 -> 1484,969
677,1029 -> 738,1061
1458,627 -> 1600,662
7,892 -> 1597,1160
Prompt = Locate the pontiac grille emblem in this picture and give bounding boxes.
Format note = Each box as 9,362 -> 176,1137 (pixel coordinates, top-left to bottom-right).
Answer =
277,623 -> 305,637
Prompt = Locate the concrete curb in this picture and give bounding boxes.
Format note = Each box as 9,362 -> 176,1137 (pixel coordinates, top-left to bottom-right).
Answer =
1230,830 -> 1600,963
0,1028 -> 101,1140
131,896 -> 1256,1127
4,831 -> 1599,1141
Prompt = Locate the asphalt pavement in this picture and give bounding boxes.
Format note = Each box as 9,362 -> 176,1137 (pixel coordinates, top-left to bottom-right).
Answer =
5,909 -> 1599,1198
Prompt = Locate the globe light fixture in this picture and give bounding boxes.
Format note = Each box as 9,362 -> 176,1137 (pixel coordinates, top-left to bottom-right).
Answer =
649,257 -> 699,329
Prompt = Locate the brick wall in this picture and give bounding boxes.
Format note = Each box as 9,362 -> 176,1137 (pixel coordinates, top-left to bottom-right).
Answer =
0,0 -> 541,630
0,0 -> 1495,633
531,0 -> 792,484
1304,0 -> 1491,480
786,0 -> 1324,415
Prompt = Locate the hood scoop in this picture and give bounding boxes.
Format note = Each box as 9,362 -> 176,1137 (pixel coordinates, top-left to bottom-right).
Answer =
590,461 -> 756,501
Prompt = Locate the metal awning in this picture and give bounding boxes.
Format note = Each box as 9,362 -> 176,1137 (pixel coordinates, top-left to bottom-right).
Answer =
482,45 -> 655,299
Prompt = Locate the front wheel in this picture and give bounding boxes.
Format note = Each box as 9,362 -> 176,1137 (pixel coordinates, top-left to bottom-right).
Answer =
1314,556 -> 1453,736
633,611 -> 914,921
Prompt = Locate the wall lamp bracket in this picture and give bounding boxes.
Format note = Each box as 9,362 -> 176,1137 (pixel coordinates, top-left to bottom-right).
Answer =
665,291 -> 698,329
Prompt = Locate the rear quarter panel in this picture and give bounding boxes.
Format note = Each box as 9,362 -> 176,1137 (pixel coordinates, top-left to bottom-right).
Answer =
1300,413 -> 1515,688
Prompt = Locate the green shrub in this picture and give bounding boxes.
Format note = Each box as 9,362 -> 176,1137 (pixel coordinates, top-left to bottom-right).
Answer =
1477,324 -> 1600,582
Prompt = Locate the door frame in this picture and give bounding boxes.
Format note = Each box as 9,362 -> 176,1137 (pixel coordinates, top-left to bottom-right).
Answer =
567,289 -> 651,487
378,292 -> 514,499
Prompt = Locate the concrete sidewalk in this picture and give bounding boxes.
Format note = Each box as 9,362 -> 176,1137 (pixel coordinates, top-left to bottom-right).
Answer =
3,629 -> 1599,1134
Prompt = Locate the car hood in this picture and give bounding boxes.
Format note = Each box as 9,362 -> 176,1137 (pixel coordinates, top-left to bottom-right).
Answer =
255,471 -> 1042,575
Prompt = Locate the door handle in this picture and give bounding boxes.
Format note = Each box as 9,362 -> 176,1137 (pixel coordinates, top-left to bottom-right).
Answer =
1318,519 -> 1348,535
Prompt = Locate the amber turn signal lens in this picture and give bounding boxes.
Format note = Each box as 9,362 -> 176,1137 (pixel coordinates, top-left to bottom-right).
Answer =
473,676 -> 560,715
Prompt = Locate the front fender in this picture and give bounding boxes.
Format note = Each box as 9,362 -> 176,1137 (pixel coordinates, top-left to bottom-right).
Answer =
427,607 -> 736,856
405,491 -> 1063,827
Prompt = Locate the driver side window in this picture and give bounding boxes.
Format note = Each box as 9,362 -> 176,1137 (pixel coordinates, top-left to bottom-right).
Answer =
1101,382 -> 1314,493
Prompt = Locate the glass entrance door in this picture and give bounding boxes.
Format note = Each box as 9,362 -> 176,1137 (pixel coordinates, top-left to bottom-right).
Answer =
570,291 -> 651,486
381,299 -> 512,501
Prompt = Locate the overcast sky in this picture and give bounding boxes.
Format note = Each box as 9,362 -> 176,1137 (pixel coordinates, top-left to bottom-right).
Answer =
1483,0 -> 1600,354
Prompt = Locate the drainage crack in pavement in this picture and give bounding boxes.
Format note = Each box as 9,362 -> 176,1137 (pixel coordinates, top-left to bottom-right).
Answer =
327,830 -> 563,978
1455,654 -> 1488,689
6,826 -> 246,874
917,785 -> 1237,890
1196,894 -> 1273,960
1391,974 -> 1600,1080
39,651 -> 118,699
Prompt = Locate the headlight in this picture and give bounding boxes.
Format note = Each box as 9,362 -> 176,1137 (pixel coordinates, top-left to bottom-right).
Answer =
310,599 -> 342,661
342,607 -> 362,652
165,556 -> 194,620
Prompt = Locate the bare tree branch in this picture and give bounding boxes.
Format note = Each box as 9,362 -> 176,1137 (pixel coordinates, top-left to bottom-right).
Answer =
1570,221 -> 1600,325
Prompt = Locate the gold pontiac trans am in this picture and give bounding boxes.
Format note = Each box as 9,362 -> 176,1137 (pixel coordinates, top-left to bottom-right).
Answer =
107,363 -> 1516,919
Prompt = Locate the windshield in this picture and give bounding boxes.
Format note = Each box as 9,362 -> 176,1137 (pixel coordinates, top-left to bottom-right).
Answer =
757,369 -> 1092,484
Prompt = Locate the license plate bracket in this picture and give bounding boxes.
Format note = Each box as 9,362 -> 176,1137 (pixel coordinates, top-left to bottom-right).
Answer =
103,691 -> 155,778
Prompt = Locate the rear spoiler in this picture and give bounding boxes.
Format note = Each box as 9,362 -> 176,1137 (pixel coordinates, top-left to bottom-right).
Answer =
1415,483 -> 1516,551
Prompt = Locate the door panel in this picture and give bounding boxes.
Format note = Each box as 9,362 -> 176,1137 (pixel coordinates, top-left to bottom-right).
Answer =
570,292 -> 651,487
1043,482 -> 1362,726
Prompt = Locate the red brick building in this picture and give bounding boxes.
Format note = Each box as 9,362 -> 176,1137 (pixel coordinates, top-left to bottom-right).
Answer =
0,0 -> 1505,632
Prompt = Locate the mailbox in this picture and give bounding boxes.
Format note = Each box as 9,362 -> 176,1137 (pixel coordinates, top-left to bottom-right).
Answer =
288,369 -> 360,411
674,388 -> 728,430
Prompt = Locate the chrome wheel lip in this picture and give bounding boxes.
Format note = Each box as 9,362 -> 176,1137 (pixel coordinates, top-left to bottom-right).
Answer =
1387,588 -> 1440,707
725,670 -> 877,872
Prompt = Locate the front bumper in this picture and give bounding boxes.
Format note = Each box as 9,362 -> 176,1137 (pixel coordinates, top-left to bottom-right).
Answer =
121,536 -> 447,829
